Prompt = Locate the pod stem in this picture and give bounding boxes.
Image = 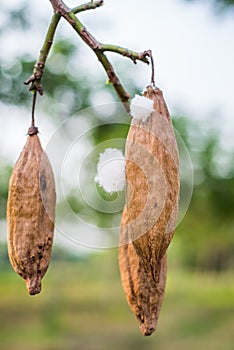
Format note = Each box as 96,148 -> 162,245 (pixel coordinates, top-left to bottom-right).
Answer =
145,50 -> 156,87
32,91 -> 37,127
28,91 -> 39,136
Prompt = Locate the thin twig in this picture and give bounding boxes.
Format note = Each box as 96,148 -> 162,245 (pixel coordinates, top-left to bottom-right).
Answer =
66,11 -> 150,66
26,0 -> 152,110
72,0 -> 104,14
100,45 -> 150,64
24,13 -> 61,94
95,50 -> 130,109
145,50 -> 156,87
50,1 -> 150,108
31,91 -> 37,127
28,91 -> 39,135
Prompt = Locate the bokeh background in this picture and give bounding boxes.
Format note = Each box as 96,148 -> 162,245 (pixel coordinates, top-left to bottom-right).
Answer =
0,0 -> 234,349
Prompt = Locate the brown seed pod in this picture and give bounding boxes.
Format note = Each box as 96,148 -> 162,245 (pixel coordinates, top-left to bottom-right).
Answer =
124,86 -> 179,276
119,218 -> 167,336
119,86 -> 179,335
7,129 -> 56,295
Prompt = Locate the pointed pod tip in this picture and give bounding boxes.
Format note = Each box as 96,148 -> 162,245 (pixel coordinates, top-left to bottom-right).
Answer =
141,324 -> 156,336
26,277 -> 41,296
139,318 -> 157,336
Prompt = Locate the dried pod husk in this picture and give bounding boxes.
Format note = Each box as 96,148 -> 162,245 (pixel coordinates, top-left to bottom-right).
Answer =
7,130 -> 56,295
119,86 -> 179,335
124,86 -> 179,278
119,219 -> 167,336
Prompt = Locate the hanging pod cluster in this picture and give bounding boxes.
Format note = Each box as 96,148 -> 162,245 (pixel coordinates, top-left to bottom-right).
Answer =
119,86 -> 180,336
8,0 -> 182,335
6,85 -> 179,336
7,126 -> 56,295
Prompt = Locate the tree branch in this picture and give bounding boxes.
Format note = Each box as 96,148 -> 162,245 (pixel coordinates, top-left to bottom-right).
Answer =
66,11 -> 150,65
100,45 -> 150,65
24,13 -> 61,94
26,0 -> 152,111
72,0 -> 104,14
50,0 -> 150,109
95,50 -> 130,108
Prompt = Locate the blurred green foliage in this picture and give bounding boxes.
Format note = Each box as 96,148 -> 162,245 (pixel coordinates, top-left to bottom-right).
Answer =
215,0 -> 234,5
185,0 -> 234,9
0,40 -> 92,115
173,116 -> 234,271
0,161 -> 12,218
0,249 -> 233,350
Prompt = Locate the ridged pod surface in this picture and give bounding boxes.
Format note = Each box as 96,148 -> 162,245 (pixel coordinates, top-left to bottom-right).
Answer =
119,86 -> 179,335
119,222 -> 167,336
7,132 -> 56,295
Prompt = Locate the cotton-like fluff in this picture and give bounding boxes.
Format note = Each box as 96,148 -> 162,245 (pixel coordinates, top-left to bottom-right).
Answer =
130,94 -> 154,122
95,148 -> 126,193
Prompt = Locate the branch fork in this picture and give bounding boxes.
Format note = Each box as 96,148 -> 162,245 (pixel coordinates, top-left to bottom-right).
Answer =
25,0 -> 155,110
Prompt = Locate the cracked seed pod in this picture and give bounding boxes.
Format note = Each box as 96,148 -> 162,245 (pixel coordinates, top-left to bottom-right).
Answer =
119,221 -> 167,336
7,127 -> 56,295
119,86 -> 179,335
